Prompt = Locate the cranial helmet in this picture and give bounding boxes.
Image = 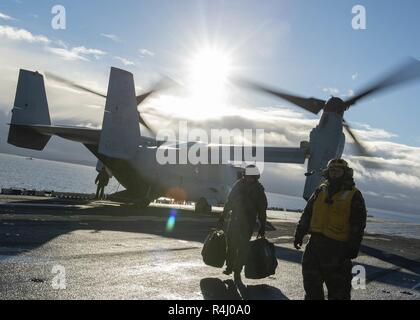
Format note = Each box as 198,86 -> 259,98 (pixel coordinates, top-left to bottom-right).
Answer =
323,158 -> 353,179
245,165 -> 260,179
327,158 -> 349,169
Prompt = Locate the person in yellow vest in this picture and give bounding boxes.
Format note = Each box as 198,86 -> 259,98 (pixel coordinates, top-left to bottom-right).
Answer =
294,159 -> 367,300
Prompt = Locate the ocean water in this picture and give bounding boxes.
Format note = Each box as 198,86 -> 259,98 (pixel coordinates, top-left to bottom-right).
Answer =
0,153 -> 419,239
0,153 -> 120,194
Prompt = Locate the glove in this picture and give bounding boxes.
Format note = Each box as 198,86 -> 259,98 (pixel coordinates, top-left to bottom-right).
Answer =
257,227 -> 265,238
294,234 -> 304,250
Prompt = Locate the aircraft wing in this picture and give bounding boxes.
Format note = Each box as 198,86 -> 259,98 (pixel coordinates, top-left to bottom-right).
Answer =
11,123 -> 309,164
156,142 -> 309,164
261,146 -> 308,163
206,145 -> 308,164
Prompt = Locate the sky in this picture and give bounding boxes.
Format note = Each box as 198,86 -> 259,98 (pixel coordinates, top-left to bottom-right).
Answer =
0,0 -> 420,214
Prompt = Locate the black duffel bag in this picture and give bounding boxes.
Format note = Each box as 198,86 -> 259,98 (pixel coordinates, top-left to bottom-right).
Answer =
201,229 -> 226,268
245,237 -> 278,279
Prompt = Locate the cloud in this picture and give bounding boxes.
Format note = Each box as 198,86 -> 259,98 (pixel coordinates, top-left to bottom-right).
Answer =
347,89 -> 355,97
142,95 -> 317,147
0,42 -> 107,127
0,25 -> 106,62
322,87 -> 355,98
348,123 -> 398,140
139,48 -> 155,57
47,46 -> 106,61
114,56 -> 135,66
344,137 -> 420,213
100,33 -> 121,42
365,190 -> 409,201
0,12 -> 16,21
54,39 -> 68,49
0,25 -> 50,44
354,141 -> 420,169
322,87 -> 340,96
352,72 -> 358,80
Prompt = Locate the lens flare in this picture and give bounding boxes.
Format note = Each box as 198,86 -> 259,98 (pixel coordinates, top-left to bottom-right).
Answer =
166,209 -> 177,232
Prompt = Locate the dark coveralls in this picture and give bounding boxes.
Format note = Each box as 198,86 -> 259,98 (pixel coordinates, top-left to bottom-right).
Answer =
95,169 -> 109,200
221,178 -> 268,274
295,179 -> 367,300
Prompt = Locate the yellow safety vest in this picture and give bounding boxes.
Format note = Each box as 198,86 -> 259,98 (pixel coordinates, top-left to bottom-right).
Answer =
309,185 -> 358,242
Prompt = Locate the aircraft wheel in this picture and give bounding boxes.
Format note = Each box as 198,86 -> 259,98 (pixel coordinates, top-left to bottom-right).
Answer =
195,197 -> 211,214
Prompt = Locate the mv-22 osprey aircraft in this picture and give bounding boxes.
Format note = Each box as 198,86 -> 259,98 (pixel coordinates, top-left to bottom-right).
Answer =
7,59 -> 420,212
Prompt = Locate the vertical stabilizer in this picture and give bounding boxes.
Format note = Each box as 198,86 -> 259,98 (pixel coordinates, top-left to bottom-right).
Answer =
7,69 -> 51,150
98,67 -> 140,159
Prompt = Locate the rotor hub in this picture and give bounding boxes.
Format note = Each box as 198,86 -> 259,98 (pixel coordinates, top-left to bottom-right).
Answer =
323,97 -> 347,113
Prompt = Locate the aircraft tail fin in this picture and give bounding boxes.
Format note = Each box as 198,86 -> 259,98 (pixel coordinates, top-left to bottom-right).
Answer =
7,70 -> 51,150
98,67 -> 140,159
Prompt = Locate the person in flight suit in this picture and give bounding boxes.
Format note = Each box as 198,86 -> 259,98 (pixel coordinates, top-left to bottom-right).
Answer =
294,158 -> 367,300
219,165 -> 268,284
95,167 -> 110,200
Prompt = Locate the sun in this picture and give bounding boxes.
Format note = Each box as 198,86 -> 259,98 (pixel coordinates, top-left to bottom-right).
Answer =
190,48 -> 231,92
186,47 -> 233,116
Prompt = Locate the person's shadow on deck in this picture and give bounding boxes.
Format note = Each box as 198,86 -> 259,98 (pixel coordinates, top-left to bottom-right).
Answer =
200,278 -> 289,300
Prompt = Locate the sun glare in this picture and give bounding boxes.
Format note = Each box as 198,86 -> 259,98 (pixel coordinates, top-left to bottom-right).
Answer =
186,47 -> 232,116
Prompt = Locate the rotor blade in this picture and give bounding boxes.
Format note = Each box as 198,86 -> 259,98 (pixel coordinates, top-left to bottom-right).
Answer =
345,58 -> 420,107
138,112 -> 155,135
342,119 -> 370,157
45,72 -> 106,99
136,91 -> 155,106
136,92 -> 155,133
135,75 -> 181,133
135,75 -> 179,106
343,121 -> 385,170
135,75 -> 180,133
234,77 -> 326,114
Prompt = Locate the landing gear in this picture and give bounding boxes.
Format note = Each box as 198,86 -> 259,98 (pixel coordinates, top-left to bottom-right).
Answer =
134,185 -> 153,209
195,197 -> 212,214
134,197 -> 151,209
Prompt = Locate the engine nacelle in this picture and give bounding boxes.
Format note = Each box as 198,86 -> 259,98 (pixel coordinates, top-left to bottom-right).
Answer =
303,111 -> 345,200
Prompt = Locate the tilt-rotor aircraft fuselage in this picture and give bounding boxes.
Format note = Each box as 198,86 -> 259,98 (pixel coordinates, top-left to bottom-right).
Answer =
7,68 -> 314,208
